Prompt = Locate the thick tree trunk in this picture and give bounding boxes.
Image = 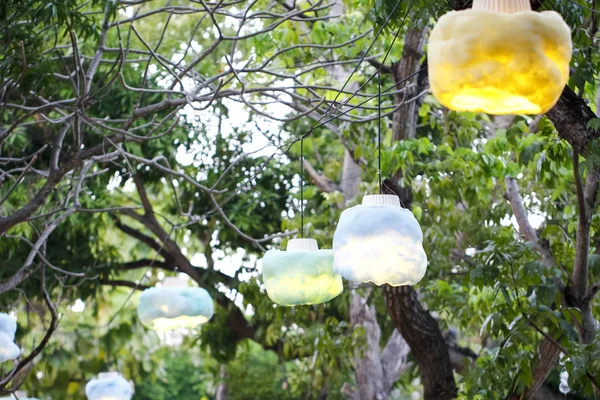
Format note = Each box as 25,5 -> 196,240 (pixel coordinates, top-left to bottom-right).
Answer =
391,27 -> 427,143
546,86 -> 599,156
350,292 -> 387,400
384,285 -> 457,400
341,149 -> 361,202
348,291 -> 411,400
216,365 -> 228,400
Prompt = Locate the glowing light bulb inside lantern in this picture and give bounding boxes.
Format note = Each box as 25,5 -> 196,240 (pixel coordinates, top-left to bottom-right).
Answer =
85,372 -> 134,400
137,277 -> 214,332
262,238 -> 343,306
428,0 -> 572,115
333,195 -> 427,286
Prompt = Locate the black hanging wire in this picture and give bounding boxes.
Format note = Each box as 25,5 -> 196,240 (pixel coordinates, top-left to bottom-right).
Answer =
300,136 -> 304,238
218,0 -> 418,208
378,69 -> 382,194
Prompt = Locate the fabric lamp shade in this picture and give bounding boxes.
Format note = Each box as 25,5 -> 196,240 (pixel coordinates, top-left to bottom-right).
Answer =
86,372 -> 133,400
333,195 -> 427,286
137,278 -> 214,332
0,313 -> 20,363
428,0 -> 572,115
262,238 -> 343,306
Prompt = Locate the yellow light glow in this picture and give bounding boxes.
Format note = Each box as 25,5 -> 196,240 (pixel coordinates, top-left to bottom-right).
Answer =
334,234 -> 426,287
262,239 -> 343,306
265,273 -> 343,306
150,315 -> 210,332
428,9 -> 572,115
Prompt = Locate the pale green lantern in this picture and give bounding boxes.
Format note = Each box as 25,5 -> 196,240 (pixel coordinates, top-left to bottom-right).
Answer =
262,238 -> 343,306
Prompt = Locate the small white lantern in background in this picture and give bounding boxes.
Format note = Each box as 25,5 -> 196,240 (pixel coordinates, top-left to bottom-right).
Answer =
137,277 -> 214,332
0,391 -> 38,400
85,372 -> 133,400
262,238 -> 343,306
333,195 -> 427,286
0,313 -> 20,363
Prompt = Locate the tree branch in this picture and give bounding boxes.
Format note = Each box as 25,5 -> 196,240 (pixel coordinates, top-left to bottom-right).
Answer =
100,279 -> 150,290
546,86 -> 599,156
505,178 -> 560,279
112,217 -> 171,261
303,159 -> 338,193
572,161 -> 600,301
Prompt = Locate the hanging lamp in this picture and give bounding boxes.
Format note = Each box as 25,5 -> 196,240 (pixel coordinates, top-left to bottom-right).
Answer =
137,277 -> 214,332
0,313 -> 20,363
428,0 -> 572,115
85,372 -> 133,400
333,195 -> 427,286
332,70 -> 427,286
261,136 -> 343,306
262,238 -> 343,306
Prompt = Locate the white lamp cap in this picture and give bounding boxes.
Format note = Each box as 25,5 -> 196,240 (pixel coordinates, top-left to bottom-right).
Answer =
286,238 -> 319,252
362,194 -> 400,207
98,372 -> 120,380
162,277 -> 187,288
472,0 -> 531,13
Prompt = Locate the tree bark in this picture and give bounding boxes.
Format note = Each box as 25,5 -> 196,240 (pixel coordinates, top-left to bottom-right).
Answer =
350,291 -> 387,400
216,365 -> 229,400
384,285 -> 457,400
391,27 -> 427,143
349,291 -> 411,400
546,86 -> 599,156
341,149 -> 361,202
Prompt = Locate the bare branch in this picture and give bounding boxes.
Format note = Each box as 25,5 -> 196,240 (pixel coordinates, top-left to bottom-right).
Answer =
572,158 -> 600,300
505,178 -> 560,277
303,159 -> 338,193
100,279 -> 150,291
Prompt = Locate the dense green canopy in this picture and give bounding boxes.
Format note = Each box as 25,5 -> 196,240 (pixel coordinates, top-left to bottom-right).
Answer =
0,0 -> 599,399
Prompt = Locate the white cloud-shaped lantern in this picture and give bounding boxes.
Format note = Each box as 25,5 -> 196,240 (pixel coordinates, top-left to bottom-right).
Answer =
0,313 -> 20,363
137,277 -> 214,332
85,372 -> 134,400
333,195 -> 427,286
262,238 -> 343,306
428,0 -> 572,115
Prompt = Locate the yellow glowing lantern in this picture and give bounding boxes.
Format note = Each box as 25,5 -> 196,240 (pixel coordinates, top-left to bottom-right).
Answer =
85,372 -> 134,400
333,195 -> 427,286
428,0 -> 572,115
137,278 -> 214,332
262,238 -> 343,306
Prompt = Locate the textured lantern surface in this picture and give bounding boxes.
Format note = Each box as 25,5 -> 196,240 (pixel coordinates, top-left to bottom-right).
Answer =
428,0 -> 572,115
86,372 -> 133,400
262,238 -> 343,306
137,278 -> 214,332
0,313 -> 20,363
333,195 -> 427,286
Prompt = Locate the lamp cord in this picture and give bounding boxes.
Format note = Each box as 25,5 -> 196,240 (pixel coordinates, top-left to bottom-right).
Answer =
300,137 -> 304,238
378,70 -> 382,194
